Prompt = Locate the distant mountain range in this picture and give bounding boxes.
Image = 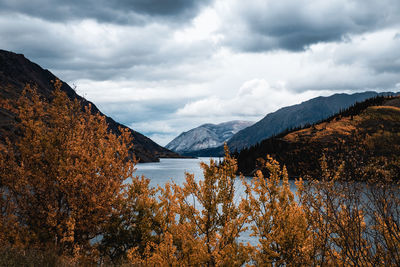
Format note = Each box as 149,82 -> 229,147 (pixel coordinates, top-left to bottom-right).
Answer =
166,120 -> 253,153
0,49 -> 179,162
182,91 -> 396,157
236,95 -> 400,178
228,92 -> 394,151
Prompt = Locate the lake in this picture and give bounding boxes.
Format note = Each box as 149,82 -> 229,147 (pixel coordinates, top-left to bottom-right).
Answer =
133,157 -> 299,245
135,157 -> 224,187
134,157 -> 298,192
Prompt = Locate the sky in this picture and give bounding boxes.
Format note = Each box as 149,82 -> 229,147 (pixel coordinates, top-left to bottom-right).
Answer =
1,0 -> 400,146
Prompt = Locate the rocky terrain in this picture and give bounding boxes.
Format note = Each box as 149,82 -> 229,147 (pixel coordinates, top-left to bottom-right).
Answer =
166,120 -> 253,154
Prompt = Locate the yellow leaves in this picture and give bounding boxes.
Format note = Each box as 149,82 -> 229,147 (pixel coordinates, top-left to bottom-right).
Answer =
61,216 -> 76,244
121,153 -> 400,266
2,83 -> 400,265
243,155 -> 313,266
124,145 -> 249,266
127,234 -> 179,266
0,81 -> 135,254
123,148 -> 313,266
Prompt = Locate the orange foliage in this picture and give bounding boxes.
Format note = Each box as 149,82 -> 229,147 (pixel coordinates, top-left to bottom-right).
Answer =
127,145 -> 252,266
0,81 -> 135,256
243,156 -> 312,265
1,82 -> 400,266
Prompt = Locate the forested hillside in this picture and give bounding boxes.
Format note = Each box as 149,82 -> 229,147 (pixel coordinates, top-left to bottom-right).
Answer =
235,95 -> 400,177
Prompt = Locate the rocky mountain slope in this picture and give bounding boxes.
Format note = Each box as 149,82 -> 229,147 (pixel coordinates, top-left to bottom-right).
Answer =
0,49 -> 179,162
166,120 -> 253,154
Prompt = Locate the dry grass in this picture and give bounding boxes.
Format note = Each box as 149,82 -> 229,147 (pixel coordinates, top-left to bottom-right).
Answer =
283,104 -> 400,143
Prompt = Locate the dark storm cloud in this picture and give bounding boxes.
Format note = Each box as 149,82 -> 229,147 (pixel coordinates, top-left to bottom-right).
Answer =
223,0 -> 400,52
0,0 -> 211,24
114,0 -> 209,17
2,0 -> 400,146
0,13 -> 214,82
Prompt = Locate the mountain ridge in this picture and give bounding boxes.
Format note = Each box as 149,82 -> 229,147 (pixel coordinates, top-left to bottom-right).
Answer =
228,91 -> 393,151
183,91 -> 396,157
0,49 -> 179,162
166,120 -> 253,153
236,95 -> 400,177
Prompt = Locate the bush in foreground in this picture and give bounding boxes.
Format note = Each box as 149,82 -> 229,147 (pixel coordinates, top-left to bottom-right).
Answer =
1,83 -> 399,266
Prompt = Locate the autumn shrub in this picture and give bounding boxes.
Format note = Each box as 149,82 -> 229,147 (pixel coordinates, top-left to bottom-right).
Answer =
298,155 -> 400,266
0,81 -> 135,260
0,246 -> 61,267
2,81 -> 400,266
243,156 -> 313,266
299,159 -> 371,265
99,176 -> 161,264
119,149 -> 400,266
127,146 -> 252,266
363,169 -> 400,265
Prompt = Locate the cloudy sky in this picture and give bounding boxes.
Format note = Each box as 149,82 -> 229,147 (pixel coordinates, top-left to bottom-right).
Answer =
1,0 -> 400,145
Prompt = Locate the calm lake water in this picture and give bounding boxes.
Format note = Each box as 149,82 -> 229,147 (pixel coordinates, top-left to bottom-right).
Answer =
135,157 -> 224,187
133,157 -> 298,245
134,157 -> 298,191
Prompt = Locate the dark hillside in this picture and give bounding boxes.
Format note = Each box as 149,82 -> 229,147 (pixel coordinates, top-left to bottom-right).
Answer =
0,49 -> 179,162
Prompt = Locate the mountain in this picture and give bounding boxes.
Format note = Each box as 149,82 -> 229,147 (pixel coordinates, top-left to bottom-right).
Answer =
166,120 -> 254,154
228,92 -> 395,152
0,49 -> 179,162
236,95 -> 400,178
186,91 -> 395,157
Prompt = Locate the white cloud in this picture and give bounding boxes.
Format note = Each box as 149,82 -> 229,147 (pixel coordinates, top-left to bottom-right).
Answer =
74,79 -> 206,104
288,28 -> 400,92
177,79 -> 330,117
130,120 -> 176,134
174,7 -> 222,44
215,0 -> 400,52
1,0 -> 400,147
